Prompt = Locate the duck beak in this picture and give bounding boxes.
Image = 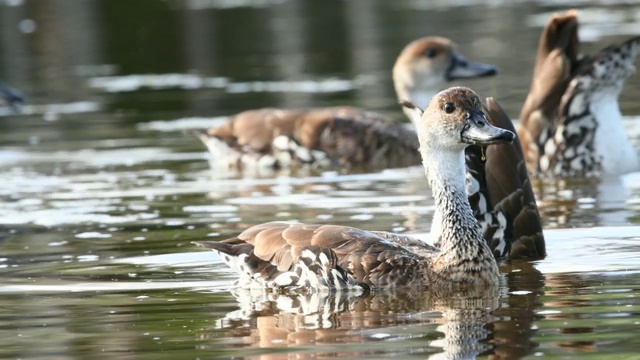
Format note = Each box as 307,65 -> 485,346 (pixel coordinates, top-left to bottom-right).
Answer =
447,53 -> 498,81
461,110 -> 514,145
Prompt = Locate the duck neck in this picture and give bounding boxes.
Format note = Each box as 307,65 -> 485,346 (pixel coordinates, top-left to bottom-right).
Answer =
591,92 -> 640,174
422,147 -> 486,254
394,80 -> 437,128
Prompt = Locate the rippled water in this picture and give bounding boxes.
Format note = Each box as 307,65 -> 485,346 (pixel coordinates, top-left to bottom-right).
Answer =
2,0 -> 640,358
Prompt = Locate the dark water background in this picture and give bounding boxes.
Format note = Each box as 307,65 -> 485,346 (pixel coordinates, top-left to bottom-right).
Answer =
2,0 -> 640,359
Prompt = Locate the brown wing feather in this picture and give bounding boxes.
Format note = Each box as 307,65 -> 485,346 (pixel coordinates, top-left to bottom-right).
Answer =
466,98 -> 545,260
208,108 -> 304,151
198,106 -> 420,169
531,10 -> 579,81
484,99 -> 531,202
486,98 -> 545,259
314,107 -> 421,168
196,222 -> 432,287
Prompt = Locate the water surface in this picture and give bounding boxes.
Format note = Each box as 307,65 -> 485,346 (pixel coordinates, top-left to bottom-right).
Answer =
2,0 -> 640,358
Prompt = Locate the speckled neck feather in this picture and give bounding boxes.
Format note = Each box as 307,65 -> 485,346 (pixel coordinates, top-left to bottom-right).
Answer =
421,142 -> 498,284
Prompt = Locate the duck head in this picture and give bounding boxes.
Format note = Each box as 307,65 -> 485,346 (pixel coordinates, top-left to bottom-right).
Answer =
393,36 -> 498,113
402,87 -> 514,153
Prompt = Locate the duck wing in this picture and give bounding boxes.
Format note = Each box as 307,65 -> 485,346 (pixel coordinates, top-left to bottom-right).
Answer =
466,98 -> 545,260
193,222 -> 432,290
193,106 -> 420,170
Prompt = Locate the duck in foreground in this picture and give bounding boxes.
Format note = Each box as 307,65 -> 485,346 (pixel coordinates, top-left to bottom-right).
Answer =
193,36 -> 496,170
518,10 -> 640,178
193,87 -> 513,293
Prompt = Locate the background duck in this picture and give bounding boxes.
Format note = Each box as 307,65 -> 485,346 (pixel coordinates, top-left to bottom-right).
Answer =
518,10 -> 640,178
193,87 -> 511,293
193,36 -> 496,171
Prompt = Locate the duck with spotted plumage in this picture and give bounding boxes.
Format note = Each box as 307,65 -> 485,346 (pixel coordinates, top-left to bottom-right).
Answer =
193,87 -> 513,294
518,10 -> 640,178
193,36 -> 496,171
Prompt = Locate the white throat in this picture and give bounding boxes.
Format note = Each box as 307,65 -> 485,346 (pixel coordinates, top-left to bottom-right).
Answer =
399,90 -> 437,129
592,93 -> 640,175
420,145 -> 474,247
394,76 -> 439,128
410,90 -> 439,111
421,146 -> 467,191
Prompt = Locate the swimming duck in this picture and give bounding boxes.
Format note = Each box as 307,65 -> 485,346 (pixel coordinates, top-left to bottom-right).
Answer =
193,36 -> 497,170
193,87 -> 510,292
518,10 -> 640,178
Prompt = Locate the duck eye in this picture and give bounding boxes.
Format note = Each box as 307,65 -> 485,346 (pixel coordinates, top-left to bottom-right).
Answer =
443,103 -> 455,114
424,48 -> 437,58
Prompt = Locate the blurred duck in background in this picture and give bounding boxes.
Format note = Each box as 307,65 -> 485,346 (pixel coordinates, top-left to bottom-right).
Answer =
193,36 -> 496,171
518,10 -> 640,178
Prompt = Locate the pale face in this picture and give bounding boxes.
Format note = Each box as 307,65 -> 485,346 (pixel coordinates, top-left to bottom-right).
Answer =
394,37 -> 455,92
403,87 -> 515,152
393,36 -> 498,101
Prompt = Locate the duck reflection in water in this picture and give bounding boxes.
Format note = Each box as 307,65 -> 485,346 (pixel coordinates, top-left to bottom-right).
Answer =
196,262 -> 548,360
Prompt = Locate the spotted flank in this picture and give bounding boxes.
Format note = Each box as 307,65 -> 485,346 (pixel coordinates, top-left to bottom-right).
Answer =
214,243 -> 366,292
287,249 -> 363,290
192,128 -> 332,170
192,222 -> 432,292
192,107 -> 420,171
518,10 -> 640,178
270,135 -> 333,168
